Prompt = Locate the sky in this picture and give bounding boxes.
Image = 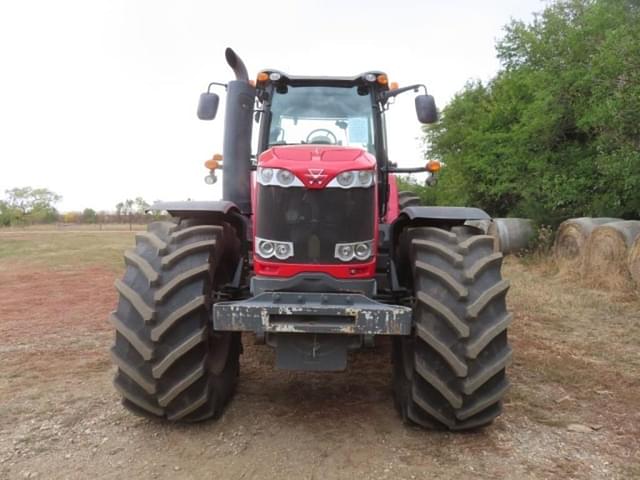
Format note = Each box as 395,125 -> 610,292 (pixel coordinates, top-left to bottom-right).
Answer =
0,0 -> 545,212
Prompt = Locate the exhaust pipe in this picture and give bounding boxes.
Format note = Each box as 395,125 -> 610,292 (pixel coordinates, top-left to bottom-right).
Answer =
225,48 -> 249,82
222,48 -> 255,214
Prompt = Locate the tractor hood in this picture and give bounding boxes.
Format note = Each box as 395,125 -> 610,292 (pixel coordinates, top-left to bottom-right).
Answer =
257,146 -> 376,189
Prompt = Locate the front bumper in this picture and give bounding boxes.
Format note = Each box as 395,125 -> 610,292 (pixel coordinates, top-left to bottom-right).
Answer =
213,291 -> 412,335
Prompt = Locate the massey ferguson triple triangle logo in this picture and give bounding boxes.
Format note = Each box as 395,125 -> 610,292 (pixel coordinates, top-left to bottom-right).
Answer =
306,169 -> 327,182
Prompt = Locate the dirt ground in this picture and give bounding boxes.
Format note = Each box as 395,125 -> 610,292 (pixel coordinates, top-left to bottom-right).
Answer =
1,230 -> 639,479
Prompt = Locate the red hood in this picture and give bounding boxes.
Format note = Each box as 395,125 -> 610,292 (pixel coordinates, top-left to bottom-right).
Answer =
258,145 -> 376,189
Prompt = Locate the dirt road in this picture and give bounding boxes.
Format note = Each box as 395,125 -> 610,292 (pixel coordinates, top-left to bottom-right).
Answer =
1,231 -> 638,479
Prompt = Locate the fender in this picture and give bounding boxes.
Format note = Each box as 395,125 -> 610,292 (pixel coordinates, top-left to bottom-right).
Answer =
388,206 -> 492,291
149,200 -> 250,248
390,206 -> 491,253
149,200 -> 239,217
399,206 -> 490,222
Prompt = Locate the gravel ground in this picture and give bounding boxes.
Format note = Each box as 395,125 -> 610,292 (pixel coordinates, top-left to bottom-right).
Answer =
0,232 -> 638,479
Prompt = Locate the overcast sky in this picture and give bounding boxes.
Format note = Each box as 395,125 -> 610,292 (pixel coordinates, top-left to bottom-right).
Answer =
0,0 -> 545,212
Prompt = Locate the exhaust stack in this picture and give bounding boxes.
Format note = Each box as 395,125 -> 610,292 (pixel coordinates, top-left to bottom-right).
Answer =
225,48 -> 249,81
222,48 -> 255,214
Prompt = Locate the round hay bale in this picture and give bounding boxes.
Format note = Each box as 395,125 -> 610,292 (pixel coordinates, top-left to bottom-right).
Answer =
582,220 -> 640,290
488,218 -> 535,255
554,217 -> 620,270
628,235 -> 640,288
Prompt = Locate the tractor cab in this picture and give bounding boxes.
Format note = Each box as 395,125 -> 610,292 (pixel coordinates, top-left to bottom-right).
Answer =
254,71 -> 391,158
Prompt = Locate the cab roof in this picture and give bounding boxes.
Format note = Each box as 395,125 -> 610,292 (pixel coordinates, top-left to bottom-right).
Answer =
258,69 -> 389,88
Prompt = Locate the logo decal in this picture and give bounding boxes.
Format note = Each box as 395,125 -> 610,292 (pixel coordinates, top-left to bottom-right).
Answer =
306,169 -> 327,182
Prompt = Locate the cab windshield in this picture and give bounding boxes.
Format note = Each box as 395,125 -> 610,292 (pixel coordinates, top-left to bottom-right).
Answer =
268,85 -> 375,153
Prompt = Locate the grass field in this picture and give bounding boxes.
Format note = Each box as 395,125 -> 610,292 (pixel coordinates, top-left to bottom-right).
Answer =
0,228 -> 639,479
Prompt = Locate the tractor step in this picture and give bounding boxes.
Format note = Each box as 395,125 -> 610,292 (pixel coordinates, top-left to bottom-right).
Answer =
213,292 -> 412,336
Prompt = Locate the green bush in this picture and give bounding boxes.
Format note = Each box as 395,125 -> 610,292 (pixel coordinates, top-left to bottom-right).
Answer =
82,208 -> 97,224
416,0 -> 640,227
1,187 -> 61,226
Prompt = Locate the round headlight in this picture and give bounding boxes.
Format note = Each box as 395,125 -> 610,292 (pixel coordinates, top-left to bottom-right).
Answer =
269,72 -> 281,81
204,174 -> 216,185
258,240 -> 274,257
337,171 -> 355,187
364,73 -> 377,82
357,171 -> 373,187
275,243 -> 291,259
355,242 -> 371,260
276,169 -> 295,185
338,244 -> 354,260
259,168 -> 274,184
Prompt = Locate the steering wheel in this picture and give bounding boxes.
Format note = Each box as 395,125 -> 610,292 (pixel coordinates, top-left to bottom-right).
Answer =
305,128 -> 338,145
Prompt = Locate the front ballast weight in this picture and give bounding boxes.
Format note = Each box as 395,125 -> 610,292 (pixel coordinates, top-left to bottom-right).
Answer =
214,291 -> 412,336
213,292 -> 412,371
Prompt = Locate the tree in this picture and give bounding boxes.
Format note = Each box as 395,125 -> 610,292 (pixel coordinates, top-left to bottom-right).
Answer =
420,0 -> 640,226
82,208 -> 97,223
115,200 -> 133,221
134,197 -> 150,214
63,212 -> 80,224
116,197 -> 150,229
0,200 -> 17,226
3,187 -> 61,225
115,202 -> 124,220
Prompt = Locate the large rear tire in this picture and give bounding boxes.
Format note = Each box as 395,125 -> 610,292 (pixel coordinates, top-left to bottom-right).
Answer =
393,226 -> 512,430
110,219 -> 241,422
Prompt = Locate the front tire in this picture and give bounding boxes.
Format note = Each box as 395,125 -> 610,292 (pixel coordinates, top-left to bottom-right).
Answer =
393,226 -> 512,430
110,219 -> 241,422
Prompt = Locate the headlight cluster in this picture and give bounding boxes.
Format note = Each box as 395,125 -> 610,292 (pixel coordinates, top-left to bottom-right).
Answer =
255,237 -> 294,260
327,170 -> 374,189
257,167 -> 303,188
334,240 -> 374,262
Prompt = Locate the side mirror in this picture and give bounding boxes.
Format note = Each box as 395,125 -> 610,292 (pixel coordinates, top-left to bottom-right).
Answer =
415,94 -> 438,124
197,92 -> 220,120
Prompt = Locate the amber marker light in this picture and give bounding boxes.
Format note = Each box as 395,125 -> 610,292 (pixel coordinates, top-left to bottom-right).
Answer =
377,74 -> 388,85
257,72 -> 269,83
389,81 -> 399,90
205,153 -> 223,170
426,160 -> 442,173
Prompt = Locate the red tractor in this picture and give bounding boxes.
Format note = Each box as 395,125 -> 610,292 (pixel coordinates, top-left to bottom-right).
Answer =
109,49 -> 511,430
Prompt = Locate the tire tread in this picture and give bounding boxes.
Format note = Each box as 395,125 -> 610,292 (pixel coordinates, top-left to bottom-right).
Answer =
393,225 -> 512,430
110,220 -> 240,422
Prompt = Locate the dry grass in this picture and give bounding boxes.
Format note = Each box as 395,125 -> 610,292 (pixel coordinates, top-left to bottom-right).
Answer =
629,236 -> 640,286
507,256 -> 640,366
504,256 -> 640,436
0,230 -> 137,271
0,223 -> 148,232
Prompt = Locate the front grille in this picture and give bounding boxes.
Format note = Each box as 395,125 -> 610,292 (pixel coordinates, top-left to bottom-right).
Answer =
255,185 -> 375,264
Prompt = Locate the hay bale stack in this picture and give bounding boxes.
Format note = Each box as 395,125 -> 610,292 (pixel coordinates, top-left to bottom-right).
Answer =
554,217 -> 620,269
488,218 -> 535,255
628,235 -> 640,287
582,220 -> 640,290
